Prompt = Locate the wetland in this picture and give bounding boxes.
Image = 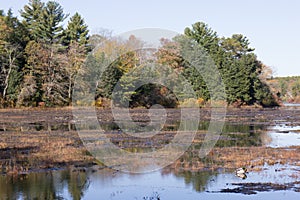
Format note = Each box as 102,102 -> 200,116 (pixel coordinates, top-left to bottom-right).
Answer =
0,107 -> 300,199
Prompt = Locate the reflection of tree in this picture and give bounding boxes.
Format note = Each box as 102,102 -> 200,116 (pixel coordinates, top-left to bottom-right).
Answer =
182,171 -> 216,192
61,170 -> 90,200
166,122 -> 268,177
0,172 -> 63,199
214,123 -> 265,147
195,121 -> 265,147
0,170 -> 90,200
163,168 -> 216,192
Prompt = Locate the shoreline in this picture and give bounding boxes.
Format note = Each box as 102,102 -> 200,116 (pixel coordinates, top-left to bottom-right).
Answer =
0,107 -> 300,175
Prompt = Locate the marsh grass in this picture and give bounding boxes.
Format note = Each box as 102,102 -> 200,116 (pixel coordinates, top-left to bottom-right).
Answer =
1,107 -> 300,175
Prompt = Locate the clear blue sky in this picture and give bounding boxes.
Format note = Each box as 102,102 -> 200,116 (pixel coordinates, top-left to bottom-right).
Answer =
1,0 -> 299,77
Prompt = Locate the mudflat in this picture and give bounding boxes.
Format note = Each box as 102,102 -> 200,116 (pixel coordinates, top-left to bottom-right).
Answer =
0,107 -> 299,175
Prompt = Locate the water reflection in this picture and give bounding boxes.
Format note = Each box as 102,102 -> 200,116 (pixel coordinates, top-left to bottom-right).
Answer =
0,168 -> 218,199
1,164 -> 299,200
1,111 -> 300,199
0,120 -> 268,150
0,169 -> 90,200
167,170 -> 218,192
264,125 -> 300,148
0,121 -> 273,176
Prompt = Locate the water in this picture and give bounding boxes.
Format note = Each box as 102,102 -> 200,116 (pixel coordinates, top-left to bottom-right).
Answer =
266,124 -> 300,148
1,165 -> 299,200
1,109 -> 300,199
283,102 -> 300,107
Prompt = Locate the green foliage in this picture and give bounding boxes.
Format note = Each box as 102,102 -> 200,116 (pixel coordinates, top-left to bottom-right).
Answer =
184,22 -> 219,55
181,22 -> 278,107
62,12 -> 89,46
221,34 -> 254,58
114,64 -> 180,108
5,9 -> 29,47
0,2 -> 278,108
21,0 -> 67,44
279,80 -> 287,97
37,1 -> 68,43
291,80 -> 300,98
0,10 -> 27,106
20,0 -> 45,41
15,0 -> 89,107
97,62 -> 123,99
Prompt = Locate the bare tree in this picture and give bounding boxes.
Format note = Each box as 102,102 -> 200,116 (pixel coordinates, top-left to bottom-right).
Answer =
0,43 -> 22,99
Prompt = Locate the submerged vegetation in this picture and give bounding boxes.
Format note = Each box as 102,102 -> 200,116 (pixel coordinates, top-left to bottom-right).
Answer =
0,0 -> 279,108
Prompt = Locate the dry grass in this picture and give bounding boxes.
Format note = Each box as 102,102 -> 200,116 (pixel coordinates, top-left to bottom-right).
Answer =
169,145 -> 300,172
0,129 -> 94,174
1,107 -> 300,175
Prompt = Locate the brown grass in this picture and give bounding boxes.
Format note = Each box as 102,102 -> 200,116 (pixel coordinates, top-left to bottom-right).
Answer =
169,145 -> 300,172
1,107 -> 300,174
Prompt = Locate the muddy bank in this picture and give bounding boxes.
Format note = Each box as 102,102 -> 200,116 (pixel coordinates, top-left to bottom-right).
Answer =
0,106 -> 299,125
215,181 -> 300,195
0,107 -> 300,175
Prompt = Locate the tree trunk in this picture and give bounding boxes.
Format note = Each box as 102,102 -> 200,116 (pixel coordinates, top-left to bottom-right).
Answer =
3,48 -> 16,99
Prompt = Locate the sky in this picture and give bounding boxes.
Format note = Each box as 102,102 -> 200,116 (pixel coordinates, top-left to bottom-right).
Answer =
1,0 -> 299,77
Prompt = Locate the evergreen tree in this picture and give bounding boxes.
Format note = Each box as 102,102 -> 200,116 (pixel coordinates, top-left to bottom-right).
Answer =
0,10 -> 27,106
182,23 -> 223,101
20,0 -> 44,41
221,34 -> 254,58
182,22 -> 277,107
5,9 -> 29,47
21,0 -> 67,43
19,1 -> 69,106
184,22 -> 219,55
220,34 -> 274,105
37,1 -> 68,43
62,12 -> 89,46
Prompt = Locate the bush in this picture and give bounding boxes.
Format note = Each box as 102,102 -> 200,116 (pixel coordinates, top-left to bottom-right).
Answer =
179,98 -> 204,108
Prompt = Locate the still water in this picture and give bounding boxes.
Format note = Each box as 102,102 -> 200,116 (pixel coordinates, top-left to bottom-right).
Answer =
1,109 -> 300,199
1,164 -> 299,200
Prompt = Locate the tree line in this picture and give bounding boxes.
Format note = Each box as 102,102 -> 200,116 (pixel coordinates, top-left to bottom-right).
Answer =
0,0 -> 88,107
0,0 -> 278,108
267,76 -> 300,103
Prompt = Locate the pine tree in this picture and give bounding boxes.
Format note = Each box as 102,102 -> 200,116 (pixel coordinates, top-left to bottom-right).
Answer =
62,12 -> 89,46
184,22 -> 219,55
37,1 -> 68,44
182,23 -> 222,101
20,0 -> 44,41
5,9 -> 29,47
0,10 -> 26,105
21,0 -> 67,43
183,22 -> 277,106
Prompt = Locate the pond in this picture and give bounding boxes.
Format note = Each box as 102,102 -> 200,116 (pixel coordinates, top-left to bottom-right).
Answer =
266,124 -> 300,148
0,108 -> 300,199
1,164 -> 300,200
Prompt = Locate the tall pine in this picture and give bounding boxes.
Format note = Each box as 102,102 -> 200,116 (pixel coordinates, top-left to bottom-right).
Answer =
38,1 -> 68,44
62,12 -> 89,46
20,0 -> 44,41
